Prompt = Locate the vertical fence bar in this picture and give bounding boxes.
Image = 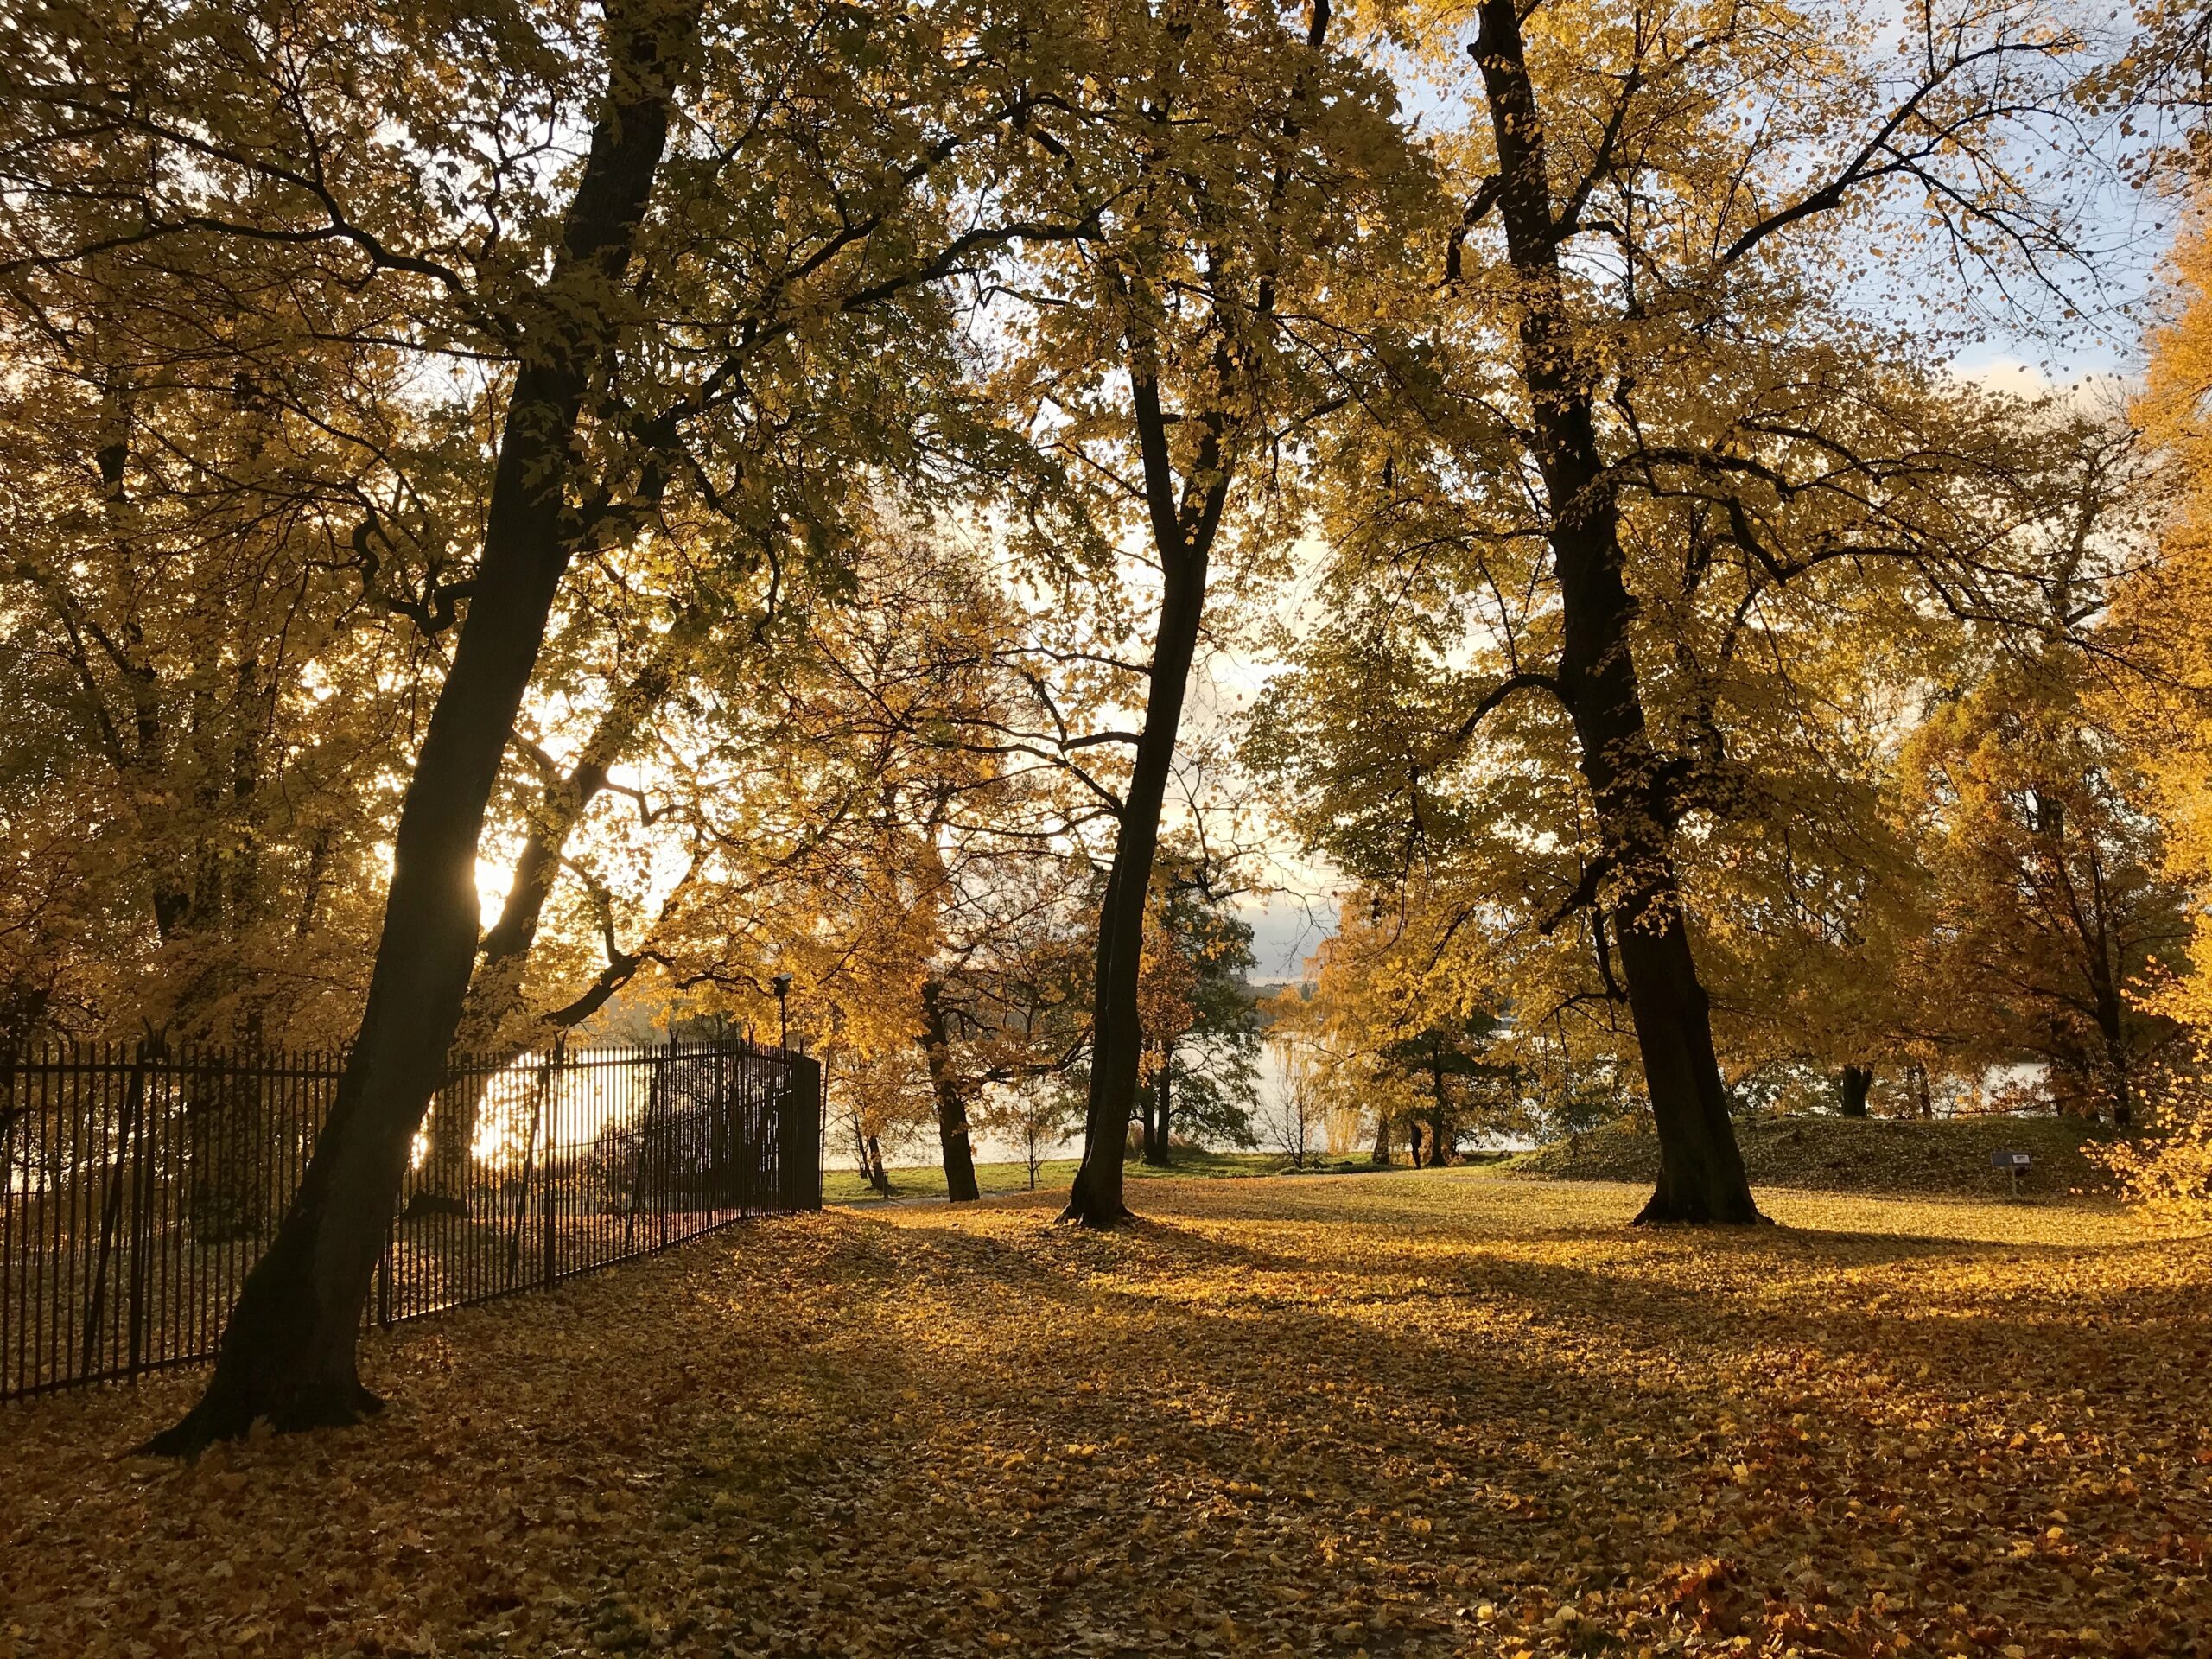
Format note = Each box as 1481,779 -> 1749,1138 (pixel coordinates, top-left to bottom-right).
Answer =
543,1036 -> 564,1289
127,1046 -> 154,1379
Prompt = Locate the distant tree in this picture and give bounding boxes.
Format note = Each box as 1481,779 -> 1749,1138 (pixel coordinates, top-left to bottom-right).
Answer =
1136,854 -> 1262,1165
1902,652 -> 2190,1127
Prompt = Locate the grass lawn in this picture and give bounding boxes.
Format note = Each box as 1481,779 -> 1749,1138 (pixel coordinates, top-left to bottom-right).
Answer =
3,1173 -> 2206,1656
821,1147 -> 1472,1205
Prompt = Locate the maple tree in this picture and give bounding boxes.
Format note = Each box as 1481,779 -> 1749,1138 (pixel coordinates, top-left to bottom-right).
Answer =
2105,181 -> 2212,1205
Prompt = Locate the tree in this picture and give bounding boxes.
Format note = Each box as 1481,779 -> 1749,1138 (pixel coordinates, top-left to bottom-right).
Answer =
1135,852 -> 1262,1164
2099,188 -> 2212,1203
1259,0 -> 2112,1222
996,0 -> 1423,1224
1901,647 -> 2190,1127
0,0 -> 1095,1450
1264,900 -> 1526,1165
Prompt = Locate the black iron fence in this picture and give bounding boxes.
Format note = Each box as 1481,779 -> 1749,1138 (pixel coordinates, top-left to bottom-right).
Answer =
0,1036 -> 821,1402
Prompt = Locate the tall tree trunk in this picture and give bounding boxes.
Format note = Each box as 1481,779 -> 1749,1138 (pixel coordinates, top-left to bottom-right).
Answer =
143,0 -> 697,1455
2088,953 -> 2133,1130
1839,1065 -> 1872,1119
1370,1109 -> 1390,1166
918,977 -> 981,1202
1428,1037 -> 1450,1166
1470,0 -> 1759,1225
1060,382 -> 1222,1226
1060,0 -> 1327,1225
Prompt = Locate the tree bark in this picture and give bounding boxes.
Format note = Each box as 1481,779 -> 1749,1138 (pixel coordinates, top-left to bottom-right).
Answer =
1059,372 -> 1224,1226
142,0 -> 698,1455
1839,1065 -> 1872,1119
1469,0 -> 1760,1225
1146,1039 -> 1174,1166
1370,1109 -> 1391,1166
918,977 -> 982,1202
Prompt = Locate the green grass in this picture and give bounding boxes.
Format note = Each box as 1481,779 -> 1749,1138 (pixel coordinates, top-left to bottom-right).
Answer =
823,1146 -> 1515,1205
1506,1109 -> 2122,1198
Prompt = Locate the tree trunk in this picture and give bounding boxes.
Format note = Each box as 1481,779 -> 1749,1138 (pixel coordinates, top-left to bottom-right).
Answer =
1428,1037 -> 1450,1167
142,0 -> 697,1455
2091,975 -> 2133,1130
867,1135 -> 890,1196
1061,362 -> 1226,1226
918,978 -> 981,1202
1839,1065 -> 1873,1118
1145,1039 -> 1173,1166
1370,1110 -> 1391,1166
1470,0 -> 1760,1225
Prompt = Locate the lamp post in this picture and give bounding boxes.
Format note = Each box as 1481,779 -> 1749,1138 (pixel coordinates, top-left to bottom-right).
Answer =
772,973 -> 791,1052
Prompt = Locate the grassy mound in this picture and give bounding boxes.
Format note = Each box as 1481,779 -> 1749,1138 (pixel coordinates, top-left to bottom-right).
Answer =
1513,1110 -> 2121,1198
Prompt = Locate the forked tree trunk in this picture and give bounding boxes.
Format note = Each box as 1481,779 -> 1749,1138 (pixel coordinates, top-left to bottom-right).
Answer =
1060,380 -> 1224,1227
1470,0 -> 1759,1225
1062,0 -> 1327,1224
918,978 -> 981,1203
142,0 -> 697,1455
1839,1065 -> 1872,1119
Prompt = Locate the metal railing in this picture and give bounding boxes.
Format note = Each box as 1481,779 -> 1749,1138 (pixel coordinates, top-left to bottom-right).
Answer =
0,1036 -> 821,1402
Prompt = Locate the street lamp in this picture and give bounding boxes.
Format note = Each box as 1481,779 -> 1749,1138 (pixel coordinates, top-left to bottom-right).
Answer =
771,973 -> 792,1052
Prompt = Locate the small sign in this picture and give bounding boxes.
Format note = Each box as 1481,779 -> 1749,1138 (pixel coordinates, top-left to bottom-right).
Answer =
1990,1150 -> 2031,1170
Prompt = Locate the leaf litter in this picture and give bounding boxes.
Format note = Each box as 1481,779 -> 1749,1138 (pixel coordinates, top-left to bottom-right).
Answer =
1,1172 -> 2207,1657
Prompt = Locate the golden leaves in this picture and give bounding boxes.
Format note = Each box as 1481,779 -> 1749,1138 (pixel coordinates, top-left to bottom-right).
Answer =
3,1175 -> 2209,1657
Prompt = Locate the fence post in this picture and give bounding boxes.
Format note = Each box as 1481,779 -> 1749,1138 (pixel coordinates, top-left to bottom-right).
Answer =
660,1032 -> 676,1250
780,1054 -> 823,1211
378,1210 -> 393,1329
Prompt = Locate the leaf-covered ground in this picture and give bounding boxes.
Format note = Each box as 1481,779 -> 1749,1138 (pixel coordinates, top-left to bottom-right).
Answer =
3,1173 -> 2207,1658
